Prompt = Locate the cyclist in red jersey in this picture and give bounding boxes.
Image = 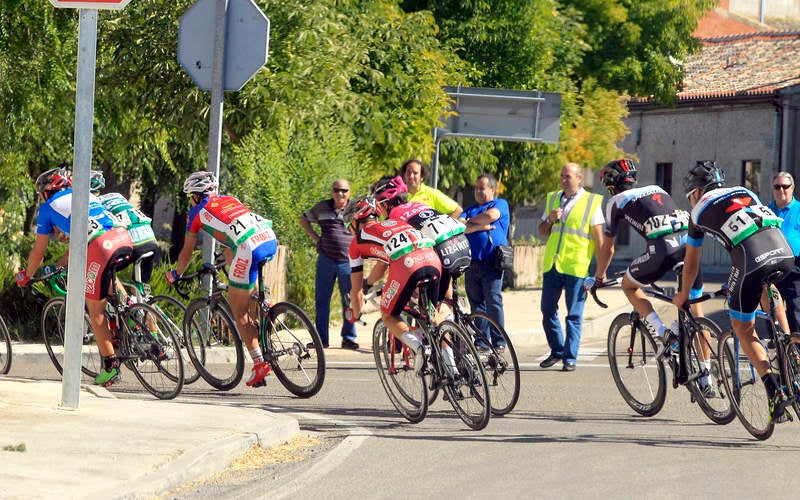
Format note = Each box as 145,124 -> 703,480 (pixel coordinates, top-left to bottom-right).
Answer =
345,196 -> 442,373
166,172 -> 279,388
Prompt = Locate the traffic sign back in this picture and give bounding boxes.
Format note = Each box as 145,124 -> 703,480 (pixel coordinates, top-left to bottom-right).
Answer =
50,0 -> 132,9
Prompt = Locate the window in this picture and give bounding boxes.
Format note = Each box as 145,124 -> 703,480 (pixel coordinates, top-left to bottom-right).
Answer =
742,160 -> 761,192
656,162 -> 673,195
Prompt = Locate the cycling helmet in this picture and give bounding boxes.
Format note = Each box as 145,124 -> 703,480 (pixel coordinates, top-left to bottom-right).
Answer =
35,167 -> 72,196
89,170 -> 105,192
372,175 -> 408,202
183,171 -> 218,195
683,161 -> 725,196
600,159 -> 637,193
343,196 -> 383,226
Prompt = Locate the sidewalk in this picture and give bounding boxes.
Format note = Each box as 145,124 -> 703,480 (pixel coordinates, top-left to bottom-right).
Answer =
0,285 -> 650,498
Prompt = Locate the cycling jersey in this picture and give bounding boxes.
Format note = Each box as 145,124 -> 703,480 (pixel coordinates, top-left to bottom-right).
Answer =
689,187 -> 793,321
36,189 -> 120,241
605,186 -> 700,293
98,192 -> 156,246
388,201 -> 471,272
186,194 -> 278,289
348,219 -> 440,316
36,188 -> 132,300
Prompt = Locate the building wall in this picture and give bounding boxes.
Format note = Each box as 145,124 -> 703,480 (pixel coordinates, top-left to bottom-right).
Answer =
730,0 -> 800,19
621,101 -> 779,268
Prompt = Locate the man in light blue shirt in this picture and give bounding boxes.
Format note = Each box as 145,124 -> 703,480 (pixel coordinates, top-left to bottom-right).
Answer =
768,171 -> 800,332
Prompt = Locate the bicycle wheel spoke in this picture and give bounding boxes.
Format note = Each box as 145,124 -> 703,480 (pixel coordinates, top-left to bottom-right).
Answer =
372,320 -> 427,423
607,313 -> 666,417
184,300 -> 244,391
439,320 -> 491,430
686,317 -> 735,425
267,302 -> 325,398
466,313 -> 520,415
122,303 -> 183,399
150,295 -> 199,385
41,297 -> 101,378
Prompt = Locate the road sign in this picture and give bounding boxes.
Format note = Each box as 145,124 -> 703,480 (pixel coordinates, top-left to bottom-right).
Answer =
178,0 -> 270,91
50,0 -> 132,9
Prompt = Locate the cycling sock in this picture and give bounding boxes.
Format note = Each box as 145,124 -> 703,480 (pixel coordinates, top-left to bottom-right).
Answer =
401,330 -> 422,352
700,360 -> 711,386
442,346 -> 457,376
249,348 -> 264,365
762,372 -> 780,398
645,312 -> 666,337
102,355 -> 119,372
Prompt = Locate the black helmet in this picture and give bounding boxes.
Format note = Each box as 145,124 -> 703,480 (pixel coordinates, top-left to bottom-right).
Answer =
600,159 -> 637,193
683,161 -> 725,196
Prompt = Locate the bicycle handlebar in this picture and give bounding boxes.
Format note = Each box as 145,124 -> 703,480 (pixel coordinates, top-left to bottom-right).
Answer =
172,257 -> 228,300
588,276 -> 623,309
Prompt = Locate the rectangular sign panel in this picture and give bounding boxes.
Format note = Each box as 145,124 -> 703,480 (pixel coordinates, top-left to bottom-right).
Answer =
50,0 -> 132,10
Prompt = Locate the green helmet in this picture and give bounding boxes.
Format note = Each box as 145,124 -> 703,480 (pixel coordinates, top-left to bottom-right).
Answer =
89,170 -> 105,192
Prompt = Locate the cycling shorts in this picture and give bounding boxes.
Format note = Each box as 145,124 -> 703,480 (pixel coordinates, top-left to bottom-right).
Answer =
728,227 -> 794,322
228,238 -> 279,290
130,240 -> 160,284
626,232 -> 703,297
86,226 -> 133,301
381,248 -> 441,316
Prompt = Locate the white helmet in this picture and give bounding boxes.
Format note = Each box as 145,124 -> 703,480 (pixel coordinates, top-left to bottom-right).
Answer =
183,171 -> 218,194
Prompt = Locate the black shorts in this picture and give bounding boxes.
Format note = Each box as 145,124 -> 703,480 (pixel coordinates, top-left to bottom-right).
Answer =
435,234 -> 471,274
626,232 -> 702,293
728,227 -> 794,321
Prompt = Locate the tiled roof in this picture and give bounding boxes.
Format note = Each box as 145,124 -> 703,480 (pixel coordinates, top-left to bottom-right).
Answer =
694,9 -> 760,38
678,32 -> 800,100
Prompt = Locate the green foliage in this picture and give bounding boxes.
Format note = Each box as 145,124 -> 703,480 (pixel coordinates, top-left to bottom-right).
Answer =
231,120 -> 371,310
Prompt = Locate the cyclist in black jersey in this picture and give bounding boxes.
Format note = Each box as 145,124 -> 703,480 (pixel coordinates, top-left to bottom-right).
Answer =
593,159 -> 713,392
673,161 -> 794,421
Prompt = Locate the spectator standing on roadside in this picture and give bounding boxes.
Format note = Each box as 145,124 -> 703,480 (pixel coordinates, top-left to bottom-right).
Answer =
461,173 -> 510,350
537,162 -> 604,372
299,179 -> 358,350
400,159 -> 463,218
768,171 -> 800,332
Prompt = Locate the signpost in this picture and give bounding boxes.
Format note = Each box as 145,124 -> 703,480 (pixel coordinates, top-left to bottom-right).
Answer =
49,0 -> 131,410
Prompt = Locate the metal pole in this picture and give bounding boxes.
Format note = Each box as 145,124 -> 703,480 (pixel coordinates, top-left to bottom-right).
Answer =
61,8 -> 98,410
203,0 -> 227,270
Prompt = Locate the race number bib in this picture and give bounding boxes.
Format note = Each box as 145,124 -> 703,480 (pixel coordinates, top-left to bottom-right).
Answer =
723,206 -> 782,246
383,229 -> 432,260
419,214 -> 465,244
643,211 -> 689,239
87,216 -> 105,240
228,213 -> 271,246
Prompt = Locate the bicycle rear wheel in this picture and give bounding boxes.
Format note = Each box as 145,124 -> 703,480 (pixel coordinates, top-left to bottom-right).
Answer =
685,317 -> 735,424
40,297 -> 102,378
120,303 -> 184,399
149,295 -> 200,385
372,320 -> 428,423
439,320 -> 491,430
0,315 -> 11,374
466,312 -> 520,415
266,302 -> 325,398
784,342 -> 800,419
607,313 -> 667,417
718,329 -> 774,440
184,298 -> 244,391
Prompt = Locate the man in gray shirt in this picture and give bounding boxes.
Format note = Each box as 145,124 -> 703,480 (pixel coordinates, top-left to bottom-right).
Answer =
299,179 -> 358,349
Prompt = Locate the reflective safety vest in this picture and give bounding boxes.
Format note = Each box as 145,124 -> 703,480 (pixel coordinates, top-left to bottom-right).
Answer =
542,190 -> 603,277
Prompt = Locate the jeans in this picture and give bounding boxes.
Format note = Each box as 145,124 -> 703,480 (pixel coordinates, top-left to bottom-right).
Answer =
314,253 -> 355,345
540,269 -> 587,364
465,260 -> 505,347
776,266 -> 800,333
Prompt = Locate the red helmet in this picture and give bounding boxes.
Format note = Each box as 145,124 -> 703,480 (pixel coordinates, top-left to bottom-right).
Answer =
344,196 -> 383,226
35,167 -> 72,196
600,159 -> 637,193
372,175 -> 407,202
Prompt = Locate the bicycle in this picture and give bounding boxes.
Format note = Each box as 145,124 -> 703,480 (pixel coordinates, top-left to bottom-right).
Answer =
118,252 -> 200,385
26,266 -> 103,378
448,275 -> 520,416
180,258 -> 326,397
0,313 -> 11,374
591,265 -> 733,424
371,278 -> 492,430
717,272 -> 800,440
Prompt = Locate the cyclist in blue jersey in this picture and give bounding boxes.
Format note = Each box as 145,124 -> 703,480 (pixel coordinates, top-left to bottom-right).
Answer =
16,167 -> 134,386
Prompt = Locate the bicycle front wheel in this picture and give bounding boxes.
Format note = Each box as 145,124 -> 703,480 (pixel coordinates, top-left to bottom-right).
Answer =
120,303 -> 184,400
439,320 -> 491,430
0,315 -> 11,374
466,312 -> 520,415
372,319 -> 428,423
607,313 -> 667,417
718,329 -> 774,440
149,295 -> 200,385
784,342 -> 800,419
684,317 -> 735,424
184,298 -> 244,391
266,302 -> 325,398
40,297 -> 102,378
